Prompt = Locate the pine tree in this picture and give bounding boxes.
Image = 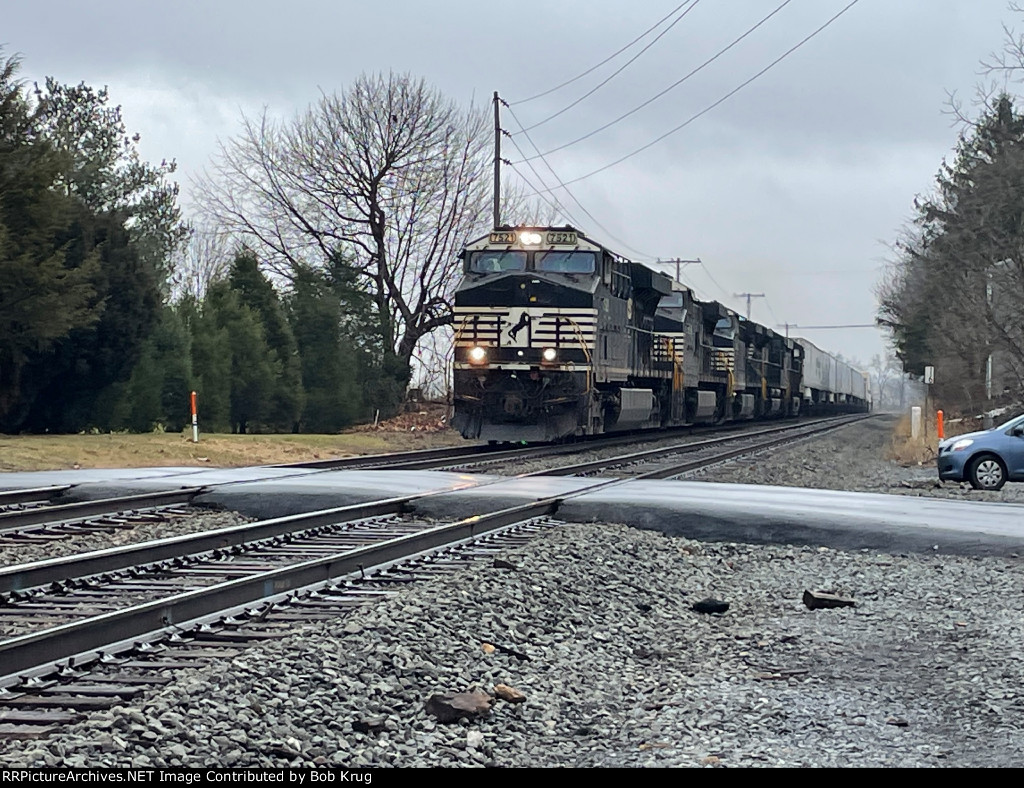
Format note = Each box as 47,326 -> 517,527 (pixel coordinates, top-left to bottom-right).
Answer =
287,265 -> 363,432
0,51 -> 99,431
228,250 -> 303,430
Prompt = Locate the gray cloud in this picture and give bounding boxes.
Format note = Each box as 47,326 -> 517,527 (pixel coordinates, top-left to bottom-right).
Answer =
4,0 -> 1021,367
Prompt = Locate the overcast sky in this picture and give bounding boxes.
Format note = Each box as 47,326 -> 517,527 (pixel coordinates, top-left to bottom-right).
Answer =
5,0 -> 1022,368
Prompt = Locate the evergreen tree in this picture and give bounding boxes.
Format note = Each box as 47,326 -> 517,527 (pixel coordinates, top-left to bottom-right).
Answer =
21,206 -> 161,432
325,253 -> 406,421
33,78 -> 189,292
0,52 -> 99,431
228,250 -> 303,430
201,281 -> 277,433
288,265 -> 363,432
0,50 -> 187,433
188,298 -> 232,434
112,305 -> 193,432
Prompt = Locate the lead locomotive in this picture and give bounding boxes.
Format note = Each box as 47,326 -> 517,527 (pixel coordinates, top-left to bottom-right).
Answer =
452,226 -> 866,442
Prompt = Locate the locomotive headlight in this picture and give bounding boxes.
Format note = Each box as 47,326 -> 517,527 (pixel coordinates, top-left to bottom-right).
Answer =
519,231 -> 543,245
468,346 -> 488,364
542,347 -> 558,363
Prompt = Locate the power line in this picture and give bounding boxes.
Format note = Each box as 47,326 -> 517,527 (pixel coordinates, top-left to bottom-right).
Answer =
515,0 -> 701,135
699,260 -> 732,303
510,1 -> 694,106
503,134 -> 582,226
527,0 -> 861,191
504,103 -> 656,260
514,0 -> 793,163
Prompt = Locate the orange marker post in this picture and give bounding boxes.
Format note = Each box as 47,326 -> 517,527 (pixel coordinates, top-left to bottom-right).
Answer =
190,390 -> 199,443
937,409 -> 944,441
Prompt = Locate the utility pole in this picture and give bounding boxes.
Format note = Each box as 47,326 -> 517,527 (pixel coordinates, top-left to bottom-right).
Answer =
779,322 -> 797,338
658,257 -> 701,283
734,292 -> 765,319
493,91 -> 501,229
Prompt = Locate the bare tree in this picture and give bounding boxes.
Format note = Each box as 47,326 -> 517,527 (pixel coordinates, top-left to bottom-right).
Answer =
170,220 -> 233,301
195,73 -> 512,376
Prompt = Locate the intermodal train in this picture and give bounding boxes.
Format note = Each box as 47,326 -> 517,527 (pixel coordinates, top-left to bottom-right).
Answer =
451,226 -> 870,443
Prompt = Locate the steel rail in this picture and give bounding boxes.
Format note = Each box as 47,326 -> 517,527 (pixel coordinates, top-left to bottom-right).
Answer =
0,497 -> 414,593
0,500 -> 558,676
0,488 -> 205,534
0,486 -> 71,506
0,416 -> 868,592
634,415 -> 873,480
533,414 -> 871,477
0,414 -> 875,679
274,443 -> 496,469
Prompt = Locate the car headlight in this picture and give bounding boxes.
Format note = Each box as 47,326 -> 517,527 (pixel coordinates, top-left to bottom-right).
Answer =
951,438 -> 974,451
542,347 -> 557,362
468,346 -> 488,364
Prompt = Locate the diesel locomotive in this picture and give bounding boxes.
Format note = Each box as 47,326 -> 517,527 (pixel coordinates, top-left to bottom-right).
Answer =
451,226 -> 869,442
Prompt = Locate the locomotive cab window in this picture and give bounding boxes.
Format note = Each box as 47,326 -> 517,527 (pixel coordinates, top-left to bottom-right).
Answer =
536,251 -> 596,274
468,250 -> 527,273
714,318 -> 735,340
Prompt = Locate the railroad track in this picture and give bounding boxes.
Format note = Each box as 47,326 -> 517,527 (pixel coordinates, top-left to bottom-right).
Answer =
0,413 -> 872,739
0,416 -> 819,541
534,413 -> 873,479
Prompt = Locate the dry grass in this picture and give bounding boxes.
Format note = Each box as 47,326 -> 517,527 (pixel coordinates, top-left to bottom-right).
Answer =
886,409 -> 982,467
888,413 -> 938,467
0,407 -> 470,473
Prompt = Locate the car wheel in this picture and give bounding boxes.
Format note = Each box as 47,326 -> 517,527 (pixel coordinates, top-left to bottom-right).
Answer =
968,454 -> 1007,491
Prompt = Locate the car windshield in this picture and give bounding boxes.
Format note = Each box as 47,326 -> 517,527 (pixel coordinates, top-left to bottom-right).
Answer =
536,251 -> 596,274
995,413 -> 1024,431
469,250 -> 527,273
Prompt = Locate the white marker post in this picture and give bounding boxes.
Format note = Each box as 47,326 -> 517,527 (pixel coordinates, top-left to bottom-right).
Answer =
190,390 -> 199,443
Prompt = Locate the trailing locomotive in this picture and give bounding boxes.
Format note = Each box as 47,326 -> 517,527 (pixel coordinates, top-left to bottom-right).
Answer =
452,226 -> 869,442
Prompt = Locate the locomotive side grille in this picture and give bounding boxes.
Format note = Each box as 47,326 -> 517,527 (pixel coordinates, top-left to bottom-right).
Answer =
702,346 -> 734,373
653,333 -> 686,364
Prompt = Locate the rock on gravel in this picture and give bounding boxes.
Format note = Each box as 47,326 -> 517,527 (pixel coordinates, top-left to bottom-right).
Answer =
2,521 -> 1023,768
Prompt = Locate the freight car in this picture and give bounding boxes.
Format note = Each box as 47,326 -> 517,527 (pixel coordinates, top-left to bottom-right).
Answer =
451,226 -> 868,442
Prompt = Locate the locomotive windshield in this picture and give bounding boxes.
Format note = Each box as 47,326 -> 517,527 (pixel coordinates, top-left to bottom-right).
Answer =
468,250 -> 527,273
536,251 -> 596,274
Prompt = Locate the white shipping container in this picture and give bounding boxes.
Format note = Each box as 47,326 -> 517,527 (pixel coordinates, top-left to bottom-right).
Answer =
796,339 -> 834,392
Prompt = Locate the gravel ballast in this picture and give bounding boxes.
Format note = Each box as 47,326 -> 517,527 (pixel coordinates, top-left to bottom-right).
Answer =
694,414 -> 1024,503
1,414 -> 1023,768
0,509 -> 253,568
1,522 -> 1022,768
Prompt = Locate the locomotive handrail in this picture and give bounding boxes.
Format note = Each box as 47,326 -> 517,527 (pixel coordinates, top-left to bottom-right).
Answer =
546,313 -> 593,393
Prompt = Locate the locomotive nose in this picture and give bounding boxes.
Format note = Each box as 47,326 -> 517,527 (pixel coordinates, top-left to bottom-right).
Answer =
502,394 -> 525,416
